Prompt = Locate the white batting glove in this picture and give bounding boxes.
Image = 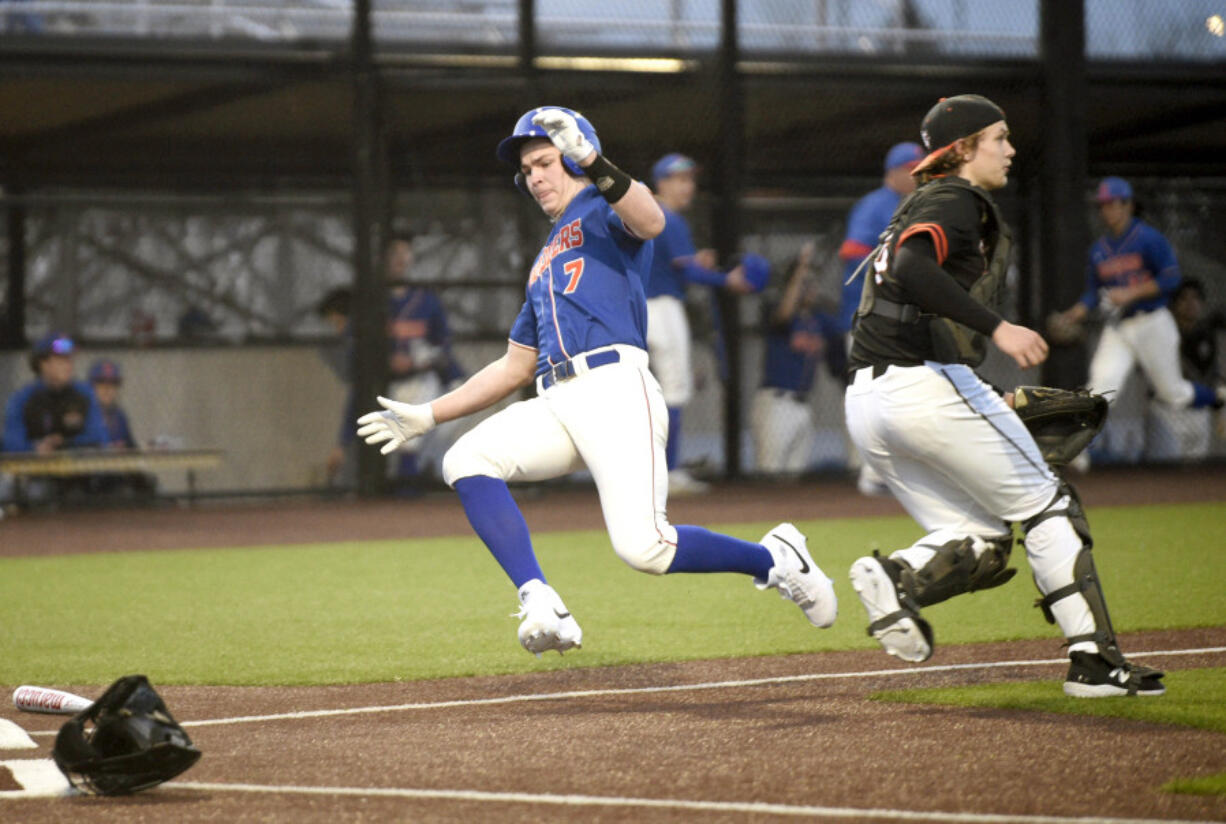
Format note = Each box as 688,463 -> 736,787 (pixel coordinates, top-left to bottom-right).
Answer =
355,396 -> 436,455
531,109 -> 595,166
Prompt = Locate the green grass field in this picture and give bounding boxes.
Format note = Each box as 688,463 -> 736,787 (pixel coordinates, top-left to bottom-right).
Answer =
1,501 -> 1223,686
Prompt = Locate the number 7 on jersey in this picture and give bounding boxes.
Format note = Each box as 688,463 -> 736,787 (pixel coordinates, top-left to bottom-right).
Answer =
562,258 -> 585,294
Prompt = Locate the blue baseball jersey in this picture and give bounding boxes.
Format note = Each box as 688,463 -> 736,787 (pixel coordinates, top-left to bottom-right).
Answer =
838,185 -> 903,333
644,206 -> 726,298
100,404 -> 137,448
762,309 -> 840,394
3,379 -> 107,452
643,205 -> 696,300
1079,217 -> 1181,318
509,186 -> 652,375
388,286 -> 463,382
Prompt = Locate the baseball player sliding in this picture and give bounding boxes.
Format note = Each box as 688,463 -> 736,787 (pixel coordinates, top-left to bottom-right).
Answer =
843,94 -> 1163,697
357,106 -> 835,656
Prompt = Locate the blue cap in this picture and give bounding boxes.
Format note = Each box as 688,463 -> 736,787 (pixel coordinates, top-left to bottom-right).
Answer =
884,141 -> 924,172
89,358 -> 123,384
735,253 -> 770,293
32,332 -> 74,358
651,153 -> 697,184
1095,177 -> 1132,203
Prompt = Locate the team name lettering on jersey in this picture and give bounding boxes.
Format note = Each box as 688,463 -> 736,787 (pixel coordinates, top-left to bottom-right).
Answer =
789,330 -> 824,355
1096,252 -> 1145,282
390,319 -> 428,339
529,218 -> 586,286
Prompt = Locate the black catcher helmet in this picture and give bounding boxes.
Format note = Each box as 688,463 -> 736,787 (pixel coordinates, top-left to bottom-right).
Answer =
52,674 -> 201,795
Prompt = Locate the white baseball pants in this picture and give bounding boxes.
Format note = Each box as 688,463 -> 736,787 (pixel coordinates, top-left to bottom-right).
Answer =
1089,307 -> 1195,408
845,362 -> 1097,650
645,295 -> 693,406
442,345 -> 678,574
751,388 -> 815,474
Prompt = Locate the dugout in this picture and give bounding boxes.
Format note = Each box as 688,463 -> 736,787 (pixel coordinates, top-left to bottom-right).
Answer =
2,1 -> 1224,498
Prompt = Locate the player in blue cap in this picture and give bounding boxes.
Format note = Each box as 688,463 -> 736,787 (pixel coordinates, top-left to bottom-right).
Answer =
836,140 -> 924,495
356,106 -> 836,657
3,333 -> 106,455
644,152 -> 760,495
88,359 -> 137,449
1048,176 -> 1224,468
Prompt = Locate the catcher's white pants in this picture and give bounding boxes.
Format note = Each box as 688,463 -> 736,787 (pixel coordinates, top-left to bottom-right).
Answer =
645,295 -> 693,406
442,345 -> 678,574
751,388 -> 815,474
845,362 -> 1097,651
1089,307 -> 1195,408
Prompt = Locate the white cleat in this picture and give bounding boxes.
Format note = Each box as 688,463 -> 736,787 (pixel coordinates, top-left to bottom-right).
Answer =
515,579 -> 583,657
756,523 -> 837,628
668,468 -> 711,497
848,554 -> 932,663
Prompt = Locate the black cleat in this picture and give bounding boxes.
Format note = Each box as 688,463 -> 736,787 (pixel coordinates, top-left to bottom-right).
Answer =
1063,651 -> 1165,698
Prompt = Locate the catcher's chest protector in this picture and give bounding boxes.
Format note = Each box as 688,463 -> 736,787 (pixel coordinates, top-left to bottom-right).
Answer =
854,177 -> 1012,366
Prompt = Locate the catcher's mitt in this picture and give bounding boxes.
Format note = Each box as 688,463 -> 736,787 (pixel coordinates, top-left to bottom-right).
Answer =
1012,385 -> 1108,467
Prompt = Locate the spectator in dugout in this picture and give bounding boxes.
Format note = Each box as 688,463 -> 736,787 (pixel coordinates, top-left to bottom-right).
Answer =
2,333 -> 106,502
3,332 -> 106,454
86,357 -> 157,497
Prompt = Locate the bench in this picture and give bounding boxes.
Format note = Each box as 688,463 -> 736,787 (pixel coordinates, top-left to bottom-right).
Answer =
0,448 -> 224,506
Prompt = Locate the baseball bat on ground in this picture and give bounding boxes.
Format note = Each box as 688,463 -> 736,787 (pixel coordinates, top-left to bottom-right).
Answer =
12,685 -> 93,714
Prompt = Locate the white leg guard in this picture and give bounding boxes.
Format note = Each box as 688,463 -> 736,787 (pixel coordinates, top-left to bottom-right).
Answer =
1025,513 -> 1097,653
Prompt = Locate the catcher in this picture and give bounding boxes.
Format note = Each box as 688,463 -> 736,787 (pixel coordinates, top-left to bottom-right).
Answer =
843,94 -> 1163,697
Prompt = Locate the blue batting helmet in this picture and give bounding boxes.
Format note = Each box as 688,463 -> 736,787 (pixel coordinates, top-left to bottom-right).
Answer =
497,107 -> 601,180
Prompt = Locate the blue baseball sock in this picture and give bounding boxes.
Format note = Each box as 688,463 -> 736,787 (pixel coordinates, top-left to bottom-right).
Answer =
453,476 -> 545,588
1191,382 -> 1217,408
667,525 -> 774,578
666,407 -> 682,471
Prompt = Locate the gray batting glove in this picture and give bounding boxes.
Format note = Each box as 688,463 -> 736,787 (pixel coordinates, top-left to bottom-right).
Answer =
532,109 -> 595,166
356,396 -> 436,455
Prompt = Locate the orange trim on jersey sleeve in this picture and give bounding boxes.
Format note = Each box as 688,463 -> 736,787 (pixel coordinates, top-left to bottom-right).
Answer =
839,238 -> 874,260
897,222 -> 949,265
508,339 -> 537,352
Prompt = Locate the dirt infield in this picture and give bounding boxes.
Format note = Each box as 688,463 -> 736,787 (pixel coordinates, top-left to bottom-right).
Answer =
2,466 -> 1225,822
3,630 -> 1225,822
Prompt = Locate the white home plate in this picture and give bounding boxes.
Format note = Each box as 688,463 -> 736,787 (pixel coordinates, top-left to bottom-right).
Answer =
0,720 -> 36,750
0,759 -> 71,798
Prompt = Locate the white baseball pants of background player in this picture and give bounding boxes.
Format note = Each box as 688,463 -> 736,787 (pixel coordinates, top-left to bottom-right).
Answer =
750,389 -> 815,474
845,362 -> 1097,651
1088,307 -> 1194,408
645,295 -> 693,406
442,345 -> 679,574
389,371 -> 465,480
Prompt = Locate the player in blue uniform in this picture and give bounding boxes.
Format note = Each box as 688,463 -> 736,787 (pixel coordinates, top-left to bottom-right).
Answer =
752,243 -> 842,474
383,233 -> 465,489
1049,177 -> 1223,466
838,142 -> 924,494
88,359 -> 137,448
86,358 -> 158,496
3,333 -> 106,453
645,153 -> 756,495
357,106 -> 835,656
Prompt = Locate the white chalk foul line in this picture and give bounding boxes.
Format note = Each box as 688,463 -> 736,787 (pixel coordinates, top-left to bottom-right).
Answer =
171,781 -> 1219,824
24,644 -> 1226,737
